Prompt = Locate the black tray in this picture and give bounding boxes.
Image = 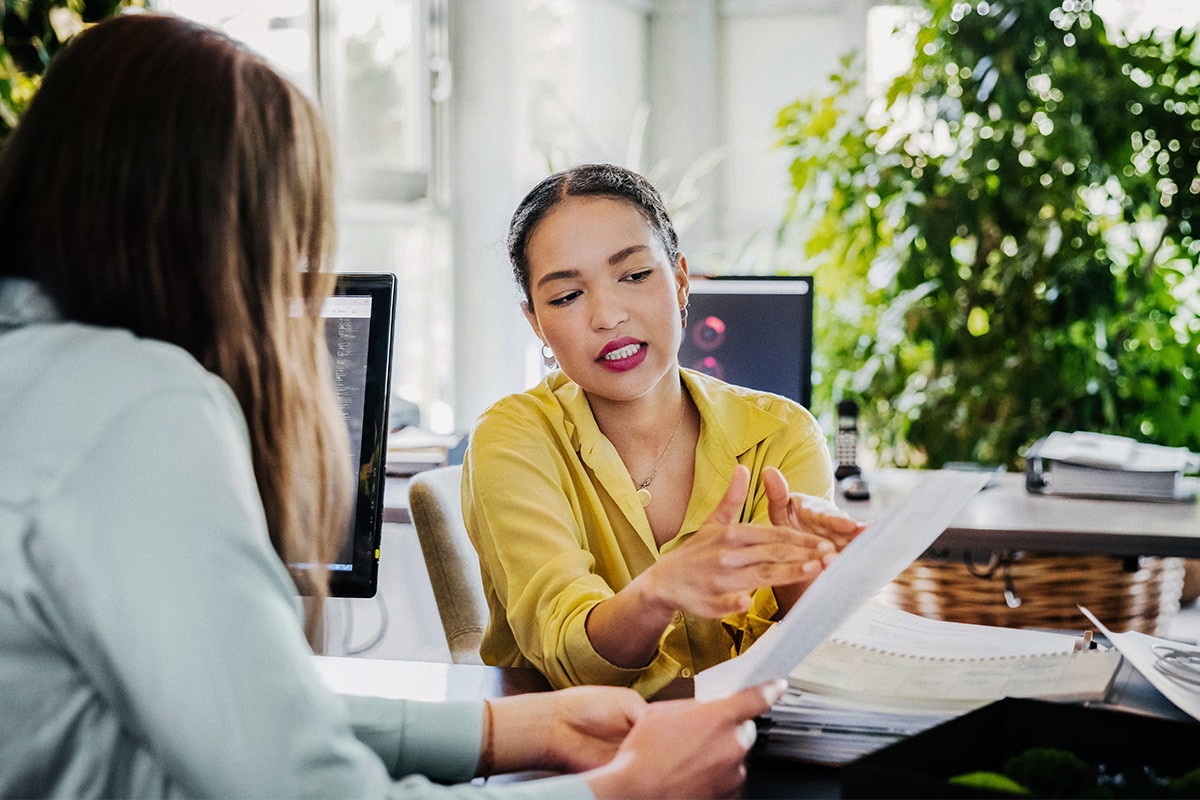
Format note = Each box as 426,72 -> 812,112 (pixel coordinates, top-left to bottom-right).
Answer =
841,698 -> 1200,798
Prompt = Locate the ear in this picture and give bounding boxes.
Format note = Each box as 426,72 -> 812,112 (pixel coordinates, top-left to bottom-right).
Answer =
675,254 -> 690,310
521,301 -> 544,343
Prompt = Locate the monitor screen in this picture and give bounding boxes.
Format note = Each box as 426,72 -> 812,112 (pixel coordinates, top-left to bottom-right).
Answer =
320,273 -> 396,598
679,276 -> 814,409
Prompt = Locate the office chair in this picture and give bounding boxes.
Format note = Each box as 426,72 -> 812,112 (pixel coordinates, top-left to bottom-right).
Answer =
407,465 -> 488,665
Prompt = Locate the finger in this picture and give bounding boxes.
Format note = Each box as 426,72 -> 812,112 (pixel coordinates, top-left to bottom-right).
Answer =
717,679 -> 789,722
734,719 -> 757,749
762,466 -> 792,528
723,519 -> 838,550
706,465 -> 751,527
714,536 -> 832,571
791,494 -> 864,537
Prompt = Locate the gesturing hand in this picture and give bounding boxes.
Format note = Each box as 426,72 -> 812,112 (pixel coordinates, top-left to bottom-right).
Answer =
761,466 -> 865,612
762,466 -> 864,551
640,465 -> 836,620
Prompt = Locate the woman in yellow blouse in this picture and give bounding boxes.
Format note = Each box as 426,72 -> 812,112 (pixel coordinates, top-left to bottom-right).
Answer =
463,163 -> 864,699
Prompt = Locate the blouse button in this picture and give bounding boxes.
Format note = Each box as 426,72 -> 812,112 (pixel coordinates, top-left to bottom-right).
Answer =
672,611 -> 684,625
680,667 -> 693,678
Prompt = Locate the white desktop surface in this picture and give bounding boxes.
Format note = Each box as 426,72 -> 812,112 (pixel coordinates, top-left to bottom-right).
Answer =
838,469 -> 1200,558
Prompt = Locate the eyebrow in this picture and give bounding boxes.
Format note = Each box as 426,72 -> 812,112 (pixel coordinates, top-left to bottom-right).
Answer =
535,268 -> 581,289
608,244 -> 649,266
534,245 -> 651,289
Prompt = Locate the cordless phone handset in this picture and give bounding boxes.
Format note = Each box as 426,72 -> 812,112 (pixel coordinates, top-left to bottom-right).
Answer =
834,399 -> 861,480
834,399 -> 870,499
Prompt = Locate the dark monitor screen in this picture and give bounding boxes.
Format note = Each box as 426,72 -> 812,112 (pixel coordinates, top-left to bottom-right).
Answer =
320,273 -> 395,598
679,276 -> 814,409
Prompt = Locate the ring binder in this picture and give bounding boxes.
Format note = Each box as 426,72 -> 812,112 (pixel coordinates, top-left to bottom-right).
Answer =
786,602 -> 1121,713
1025,431 -> 1199,502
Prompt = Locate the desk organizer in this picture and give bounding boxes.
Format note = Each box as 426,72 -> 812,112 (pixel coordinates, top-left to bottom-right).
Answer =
879,552 -> 1184,634
841,697 -> 1200,798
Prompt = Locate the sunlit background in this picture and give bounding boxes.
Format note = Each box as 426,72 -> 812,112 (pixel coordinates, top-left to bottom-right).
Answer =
154,0 -> 1200,437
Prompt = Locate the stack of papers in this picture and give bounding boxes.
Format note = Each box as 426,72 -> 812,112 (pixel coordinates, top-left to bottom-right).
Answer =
758,602 -> 1121,765
761,689 -> 950,765
386,427 -> 462,476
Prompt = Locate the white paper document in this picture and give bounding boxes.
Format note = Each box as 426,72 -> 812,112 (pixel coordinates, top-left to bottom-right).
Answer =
826,600 -> 1085,660
1079,607 -> 1200,722
791,602 -> 1120,713
694,469 -> 994,701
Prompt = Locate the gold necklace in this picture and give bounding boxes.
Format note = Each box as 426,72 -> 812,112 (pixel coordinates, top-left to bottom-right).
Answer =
635,402 -> 686,508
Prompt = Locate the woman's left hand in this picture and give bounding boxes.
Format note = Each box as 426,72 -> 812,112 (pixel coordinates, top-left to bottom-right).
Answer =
761,466 -> 866,611
543,685 -> 647,772
762,466 -> 864,550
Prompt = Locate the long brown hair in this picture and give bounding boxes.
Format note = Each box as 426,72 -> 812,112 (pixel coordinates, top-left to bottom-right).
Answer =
0,13 -> 349,644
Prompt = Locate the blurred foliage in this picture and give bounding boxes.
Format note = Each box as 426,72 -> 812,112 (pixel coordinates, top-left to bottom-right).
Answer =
0,0 -> 148,140
778,0 -> 1200,469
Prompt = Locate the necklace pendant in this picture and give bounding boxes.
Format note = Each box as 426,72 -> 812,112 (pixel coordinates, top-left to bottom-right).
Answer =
637,487 -> 653,507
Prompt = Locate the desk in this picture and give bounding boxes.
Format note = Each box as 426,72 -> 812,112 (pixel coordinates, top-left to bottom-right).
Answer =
840,469 -> 1200,558
313,655 -> 1193,799
314,655 -> 551,701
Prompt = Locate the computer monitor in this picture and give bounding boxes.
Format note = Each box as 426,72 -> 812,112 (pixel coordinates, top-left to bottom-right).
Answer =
320,272 -> 396,598
679,276 -> 814,409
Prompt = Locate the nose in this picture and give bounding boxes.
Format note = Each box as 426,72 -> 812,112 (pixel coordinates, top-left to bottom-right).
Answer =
587,286 -> 628,330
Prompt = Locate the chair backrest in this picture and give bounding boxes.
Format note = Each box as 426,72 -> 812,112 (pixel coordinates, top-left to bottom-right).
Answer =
406,465 -> 487,664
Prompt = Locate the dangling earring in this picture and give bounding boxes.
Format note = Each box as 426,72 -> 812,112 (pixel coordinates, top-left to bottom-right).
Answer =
680,303 -> 689,330
541,343 -> 557,369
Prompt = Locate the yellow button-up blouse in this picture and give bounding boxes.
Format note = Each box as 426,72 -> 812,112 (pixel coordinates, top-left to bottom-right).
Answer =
461,368 -> 835,698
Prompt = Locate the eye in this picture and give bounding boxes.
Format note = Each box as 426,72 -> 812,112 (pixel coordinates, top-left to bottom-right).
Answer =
623,269 -> 653,283
547,290 -> 582,307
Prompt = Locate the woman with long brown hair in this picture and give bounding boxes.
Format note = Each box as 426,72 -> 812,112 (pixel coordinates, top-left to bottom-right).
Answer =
0,13 -> 780,799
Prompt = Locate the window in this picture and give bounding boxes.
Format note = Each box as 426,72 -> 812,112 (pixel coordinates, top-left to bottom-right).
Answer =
157,0 -> 455,432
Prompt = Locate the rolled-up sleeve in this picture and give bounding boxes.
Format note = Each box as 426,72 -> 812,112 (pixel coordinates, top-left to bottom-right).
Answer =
464,401 -> 652,690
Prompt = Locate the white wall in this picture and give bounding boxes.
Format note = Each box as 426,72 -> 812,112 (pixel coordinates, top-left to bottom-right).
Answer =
449,0 -> 651,430
718,2 -> 871,262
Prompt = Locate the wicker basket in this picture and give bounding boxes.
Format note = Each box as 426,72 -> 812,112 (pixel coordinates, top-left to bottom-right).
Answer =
877,551 -> 1185,635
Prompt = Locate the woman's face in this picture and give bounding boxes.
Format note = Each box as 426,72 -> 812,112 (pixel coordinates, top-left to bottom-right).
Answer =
523,195 -> 688,404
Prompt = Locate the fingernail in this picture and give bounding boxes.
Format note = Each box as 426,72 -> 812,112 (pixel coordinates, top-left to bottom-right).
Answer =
735,719 -> 758,749
762,678 -> 788,706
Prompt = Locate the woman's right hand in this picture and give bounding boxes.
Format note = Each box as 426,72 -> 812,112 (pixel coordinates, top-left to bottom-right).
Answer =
584,679 -> 787,800
639,465 -> 835,619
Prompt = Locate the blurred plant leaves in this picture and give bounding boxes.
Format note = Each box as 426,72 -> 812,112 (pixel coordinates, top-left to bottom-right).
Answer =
0,0 -> 148,140
780,0 -> 1200,468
